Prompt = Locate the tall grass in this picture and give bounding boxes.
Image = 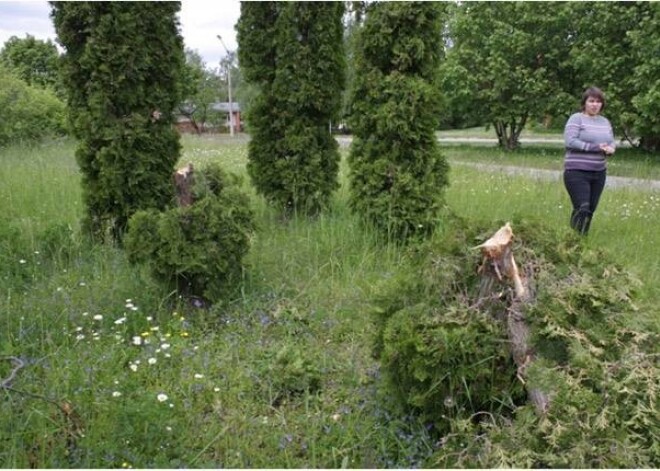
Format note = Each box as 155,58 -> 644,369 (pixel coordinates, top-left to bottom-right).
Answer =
1,136 -> 658,467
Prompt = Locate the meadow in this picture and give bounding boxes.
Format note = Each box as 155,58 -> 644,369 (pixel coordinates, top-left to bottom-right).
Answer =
1,135 -> 658,467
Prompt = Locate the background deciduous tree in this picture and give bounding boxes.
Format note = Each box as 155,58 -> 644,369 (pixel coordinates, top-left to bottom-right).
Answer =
440,2 -> 572,150
0,65 -> 66,145
51,1 -> 185,242
178,49 -> 225,134
0,34 -> 61,92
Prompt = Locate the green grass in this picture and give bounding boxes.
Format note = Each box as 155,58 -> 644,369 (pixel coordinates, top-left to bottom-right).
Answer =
1,136 -> 658,467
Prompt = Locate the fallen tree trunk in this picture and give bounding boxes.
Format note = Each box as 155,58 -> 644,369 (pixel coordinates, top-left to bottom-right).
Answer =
476,222 -> 551,415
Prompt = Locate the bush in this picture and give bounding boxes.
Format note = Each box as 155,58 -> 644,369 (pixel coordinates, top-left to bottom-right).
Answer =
125,163 -> 254,304
0,67 -> 66,146
348,3 -> 449,241
372,216 -> 658,467
237,2 -> 345,215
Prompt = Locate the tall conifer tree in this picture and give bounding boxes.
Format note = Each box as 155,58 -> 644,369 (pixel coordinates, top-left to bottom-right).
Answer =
51,2 -> 185,241
237,2 -> 345,215
348,2 -> 449,241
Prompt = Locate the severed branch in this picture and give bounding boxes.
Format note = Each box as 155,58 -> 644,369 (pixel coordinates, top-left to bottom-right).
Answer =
475,223 -> 550,415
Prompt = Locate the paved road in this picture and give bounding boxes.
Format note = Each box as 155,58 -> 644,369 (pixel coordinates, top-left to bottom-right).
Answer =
335,136 -> 659,191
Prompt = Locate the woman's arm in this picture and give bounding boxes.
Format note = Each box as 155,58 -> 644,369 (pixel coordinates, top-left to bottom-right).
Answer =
564,114 -> 602,152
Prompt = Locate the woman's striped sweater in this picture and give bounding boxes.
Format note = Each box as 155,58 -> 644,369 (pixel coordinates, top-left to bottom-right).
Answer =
563,112 -> 615,171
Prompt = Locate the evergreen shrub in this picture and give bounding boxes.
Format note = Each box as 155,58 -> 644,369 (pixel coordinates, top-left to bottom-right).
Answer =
237,2 -> 345,215
348,2 -> 449,241
372,216 -> 658,467
51,2 -> 185,241
125,163 -> 254,304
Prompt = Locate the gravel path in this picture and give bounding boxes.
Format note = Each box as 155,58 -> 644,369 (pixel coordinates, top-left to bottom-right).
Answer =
452,161 -> 660,191
335,136 -> 659,191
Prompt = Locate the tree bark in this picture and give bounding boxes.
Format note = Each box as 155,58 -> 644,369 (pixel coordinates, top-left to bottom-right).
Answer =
475,222 -> 551,415
173,162 -> 195,207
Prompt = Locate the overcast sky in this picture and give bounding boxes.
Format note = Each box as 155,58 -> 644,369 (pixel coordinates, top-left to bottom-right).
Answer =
0,0 -> 241,69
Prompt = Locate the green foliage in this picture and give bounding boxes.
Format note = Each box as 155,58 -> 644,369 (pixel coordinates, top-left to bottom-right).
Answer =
258,343 -> 323,403
348,2 -> 449,241
441,2 -> 574,149
627,3 -> 660,151
178,49 -> 224,133
372,216 -> 525,430
125,163 -> 255,304
237,2 -> 345,214
0,66 -> 66,145
373,217 -> 659,467
0,34 -> 61,91
51,2 -> 186,241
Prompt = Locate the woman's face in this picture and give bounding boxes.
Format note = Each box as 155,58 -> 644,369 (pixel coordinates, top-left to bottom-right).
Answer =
584,96 -> 603,116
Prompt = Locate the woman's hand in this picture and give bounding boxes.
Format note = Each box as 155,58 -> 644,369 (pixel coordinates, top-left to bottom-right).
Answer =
600,143 -> 615,155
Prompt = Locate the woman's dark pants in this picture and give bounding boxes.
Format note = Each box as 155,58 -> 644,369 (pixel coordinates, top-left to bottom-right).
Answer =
563,169 -> 606,235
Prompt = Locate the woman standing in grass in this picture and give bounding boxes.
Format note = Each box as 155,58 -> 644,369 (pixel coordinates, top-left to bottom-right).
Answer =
563,86 -> 616,235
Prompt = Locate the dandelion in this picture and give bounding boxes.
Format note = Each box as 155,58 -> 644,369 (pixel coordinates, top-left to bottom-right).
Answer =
148,357 -> 157,365
140,331 -> 150,337
150,326 -> 159,332
93,314 -> 103,321
112,391 -> 122,397
180,332 -> 189,338
157,393 -> 168,402
132,336 -> 142,346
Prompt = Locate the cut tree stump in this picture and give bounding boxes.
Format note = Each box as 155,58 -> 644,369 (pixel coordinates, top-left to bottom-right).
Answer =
475,222 -> 551,415
173,162 -> 194,207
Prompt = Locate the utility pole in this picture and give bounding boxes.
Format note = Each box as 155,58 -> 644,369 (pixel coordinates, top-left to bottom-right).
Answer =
217,34 -> 234,137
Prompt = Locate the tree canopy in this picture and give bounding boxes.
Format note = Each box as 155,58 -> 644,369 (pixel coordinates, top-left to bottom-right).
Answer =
0,34 -> 61,91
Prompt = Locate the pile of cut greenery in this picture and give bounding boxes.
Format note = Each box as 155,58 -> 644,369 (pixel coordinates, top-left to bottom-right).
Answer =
372,215 -> 658,468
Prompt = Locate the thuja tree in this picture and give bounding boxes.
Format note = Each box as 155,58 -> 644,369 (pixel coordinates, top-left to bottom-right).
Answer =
348,2 -> 449,240
51,2 -> 185,241
237,2 -> 345,215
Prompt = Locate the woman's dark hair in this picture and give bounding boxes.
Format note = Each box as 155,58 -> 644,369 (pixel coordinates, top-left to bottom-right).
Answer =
581,86 -> 606,111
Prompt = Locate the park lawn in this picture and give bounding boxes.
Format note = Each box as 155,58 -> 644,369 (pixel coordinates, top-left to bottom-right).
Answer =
1,136 -> 658,467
